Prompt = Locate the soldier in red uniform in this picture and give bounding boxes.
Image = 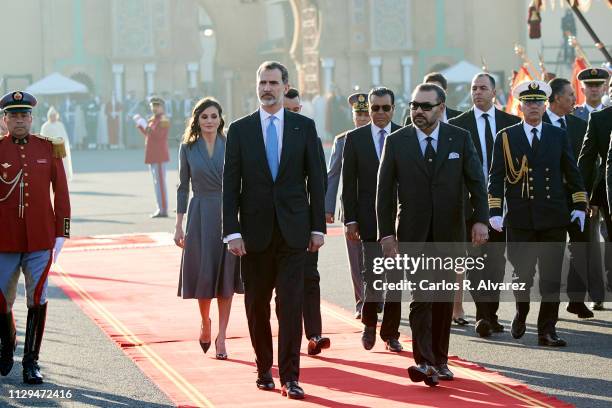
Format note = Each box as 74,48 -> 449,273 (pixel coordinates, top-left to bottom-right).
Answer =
137,96 -> 170,218
0,91 -> 70,384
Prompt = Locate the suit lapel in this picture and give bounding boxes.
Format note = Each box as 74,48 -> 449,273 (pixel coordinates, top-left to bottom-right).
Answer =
514,123 -> 534,163
434,124 -> 452,175
466,109 -> 482,161
404,126 -> 429,177
278,109 -> 293,178
251,110 -> 273,181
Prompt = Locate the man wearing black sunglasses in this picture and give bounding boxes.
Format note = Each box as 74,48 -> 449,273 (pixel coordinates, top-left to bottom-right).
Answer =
377,83 -> 489,386
342,87 -> 402,353
403,72 -> 462,126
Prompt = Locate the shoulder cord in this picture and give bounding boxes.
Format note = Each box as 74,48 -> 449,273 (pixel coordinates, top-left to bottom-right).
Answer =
502,132 -> 529,198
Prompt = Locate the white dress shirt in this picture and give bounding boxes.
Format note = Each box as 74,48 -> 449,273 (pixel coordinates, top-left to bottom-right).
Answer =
522,121 -> 543,147
473,106 -> 497,179
416,122 -> 441,155
585,103 -> 604,113
546,109 -> 566,129
259,107 -> 284,162
370,122 -> 392,159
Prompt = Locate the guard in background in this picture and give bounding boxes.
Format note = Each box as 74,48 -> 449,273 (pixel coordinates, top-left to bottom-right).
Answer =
573,67 -> 609,121
325,93 -> 370,319
488,81 -> 587,347
0,91 -> 70,384
137,96 -> 170,218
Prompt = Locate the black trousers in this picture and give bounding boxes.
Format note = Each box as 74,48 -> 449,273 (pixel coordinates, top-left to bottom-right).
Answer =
242,221 -> 305,384
596,203 -> 612,291
466,223 -> 506,324
409,226 -> 454,366
361,240 -> 401,341
567,215 -> 605,303
302,251 -> 322,339
409,300 -> 453,366
506,227 -> 566,336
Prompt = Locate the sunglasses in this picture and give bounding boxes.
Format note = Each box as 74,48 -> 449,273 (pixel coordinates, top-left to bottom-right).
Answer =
370,105 -> 393,112
409,101 -> 442,111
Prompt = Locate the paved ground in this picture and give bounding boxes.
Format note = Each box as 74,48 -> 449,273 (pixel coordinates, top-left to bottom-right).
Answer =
1,148 -> 610,407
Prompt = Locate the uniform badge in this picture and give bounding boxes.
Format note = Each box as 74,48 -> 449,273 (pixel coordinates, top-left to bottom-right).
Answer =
13,91 -> 23,101
1,162 -> 11,169
591,68 -> 598,76
529,82 -> 538,90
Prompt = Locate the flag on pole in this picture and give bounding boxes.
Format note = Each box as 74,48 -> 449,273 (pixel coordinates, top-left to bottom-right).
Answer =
571,56 -> 588,106
505,66 -> 533,116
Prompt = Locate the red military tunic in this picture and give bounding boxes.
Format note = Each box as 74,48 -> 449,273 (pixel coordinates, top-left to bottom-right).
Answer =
139,114 -> 170,164
0,134 -> 71,252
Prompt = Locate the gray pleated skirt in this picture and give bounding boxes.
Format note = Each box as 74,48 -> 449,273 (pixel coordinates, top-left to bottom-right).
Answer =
178,194 -> 243,299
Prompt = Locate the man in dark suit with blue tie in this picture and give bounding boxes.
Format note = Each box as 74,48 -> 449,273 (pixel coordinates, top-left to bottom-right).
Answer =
342,87 -> 403,353
377,83 -> 489,386
223,61 -> 326,400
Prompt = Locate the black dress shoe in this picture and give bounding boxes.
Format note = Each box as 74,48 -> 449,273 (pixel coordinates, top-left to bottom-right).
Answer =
475,319 -> 492,338
591,302 -> 604,311
376,302 -> 384,314
361,326 -> 376,350
436,364 -> 454,381
453,317 -> 469,326
354,311 -> 362,319
511,315 -> 526,339
538,333 -> 567,347
256,370 -> 275,390
307,335 -> 331,356
281,381 -> 305,399
491,321 -> 504,333
385,338 -> 403,352
407,364 -> 438,387
566,302 -> 594,318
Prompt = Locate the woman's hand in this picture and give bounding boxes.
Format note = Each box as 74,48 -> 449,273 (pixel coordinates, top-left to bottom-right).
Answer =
174,226 -> 185,248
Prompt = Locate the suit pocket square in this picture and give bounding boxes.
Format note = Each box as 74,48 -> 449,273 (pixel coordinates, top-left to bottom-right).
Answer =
448,152 -> 460,159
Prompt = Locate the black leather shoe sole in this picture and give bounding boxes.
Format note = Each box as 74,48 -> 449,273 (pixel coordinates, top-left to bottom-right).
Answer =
408,366 -> 425,382
385,341 -> 403,352
538,338 -> 567,347
511,319 -> 526,339
281,388 -> 305,399
256,380 -> 275,390
476,320 -> 492,338
424,375 -> 439,387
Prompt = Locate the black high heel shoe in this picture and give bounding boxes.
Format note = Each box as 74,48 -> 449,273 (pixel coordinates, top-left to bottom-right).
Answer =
215,336 -> 227,360
199,318 -> 211,354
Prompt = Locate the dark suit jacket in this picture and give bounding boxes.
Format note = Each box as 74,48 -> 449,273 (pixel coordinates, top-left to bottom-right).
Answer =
222,109 -> 326,252
542,111 -> 587,160
403,106 -> 461,127
489,122 -> 587,231
578,106 -> 612,206
342,122 -> 401,241
449,108 -> 521,223
377,122 -> 488,242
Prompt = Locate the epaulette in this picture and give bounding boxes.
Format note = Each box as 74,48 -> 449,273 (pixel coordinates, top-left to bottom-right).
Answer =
160,115 -> 170,128
34,134 -> 66,159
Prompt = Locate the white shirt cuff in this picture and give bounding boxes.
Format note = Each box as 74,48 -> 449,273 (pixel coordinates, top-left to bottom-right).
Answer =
345,221 -> 357,225
380,235 -> 395,242
224,233 -> 242,243
311,231 -> 325,236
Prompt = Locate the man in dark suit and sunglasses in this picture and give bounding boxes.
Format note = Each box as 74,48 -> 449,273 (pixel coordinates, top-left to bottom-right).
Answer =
378,83 -> 489,385
342,87 -> 402,353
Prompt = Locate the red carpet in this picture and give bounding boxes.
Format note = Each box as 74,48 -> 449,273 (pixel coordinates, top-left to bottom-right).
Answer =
53,233 -> 572,407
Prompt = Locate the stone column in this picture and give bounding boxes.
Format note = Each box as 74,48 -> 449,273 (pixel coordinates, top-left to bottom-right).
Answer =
369,56 -> 382,87
320,57 -> 335,94
187,62 -> 199,89
112,64 -> 124,102
401,56 -> 414,98
144,63 -> 156,96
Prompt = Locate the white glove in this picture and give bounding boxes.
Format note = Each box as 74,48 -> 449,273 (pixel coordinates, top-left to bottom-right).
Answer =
489,216 -> 504,232
53,237 -> 66,264
570,210 -> 586,232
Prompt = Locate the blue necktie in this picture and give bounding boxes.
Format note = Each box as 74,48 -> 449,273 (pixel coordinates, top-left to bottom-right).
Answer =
378,129 -> 386,158
266,116 -> 279,180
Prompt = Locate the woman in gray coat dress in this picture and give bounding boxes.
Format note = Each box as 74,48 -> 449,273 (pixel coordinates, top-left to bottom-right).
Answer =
173,98 -> 242,360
